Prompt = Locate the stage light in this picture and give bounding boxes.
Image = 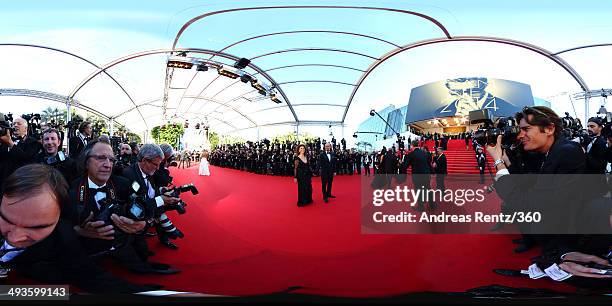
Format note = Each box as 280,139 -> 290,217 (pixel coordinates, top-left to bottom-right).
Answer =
240,74 -> 252,83
251,80 -> 270,95
270,93 -> 282,104
234,58 -> 251,69
175,51 -> 187,57
217,65 -> 239,79
167,60 -> 193,69
196,64 -> 208,72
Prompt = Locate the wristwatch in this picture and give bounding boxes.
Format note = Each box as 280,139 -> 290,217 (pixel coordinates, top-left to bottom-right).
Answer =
493,159 -> 505,167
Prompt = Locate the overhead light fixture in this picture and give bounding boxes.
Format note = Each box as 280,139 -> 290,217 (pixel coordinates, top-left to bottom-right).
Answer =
196,64 -> 208,71
175,51 -> 187,57
217,65 -> 240,79
369,109 -> 376,116
270,93 -> 282,104
240,74 -> 252,83
352,133 -> 357,138
234,58 -> 251,69
167,60 -> 193,69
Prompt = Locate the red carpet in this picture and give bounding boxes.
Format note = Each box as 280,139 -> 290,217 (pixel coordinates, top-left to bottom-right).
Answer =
111,163 -> 576,297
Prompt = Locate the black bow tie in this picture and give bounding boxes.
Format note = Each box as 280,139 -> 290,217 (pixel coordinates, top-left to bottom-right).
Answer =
89,186 -> 108,194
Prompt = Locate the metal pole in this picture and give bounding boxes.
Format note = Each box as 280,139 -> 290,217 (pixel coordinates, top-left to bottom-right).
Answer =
65,98 -> 72,156
585,96 -> 589,125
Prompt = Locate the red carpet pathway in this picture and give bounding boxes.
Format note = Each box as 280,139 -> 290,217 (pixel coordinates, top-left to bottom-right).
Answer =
112,163 -> 575,297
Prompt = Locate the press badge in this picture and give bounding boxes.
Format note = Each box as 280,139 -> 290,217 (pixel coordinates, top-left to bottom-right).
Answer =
132,181 -> 140,192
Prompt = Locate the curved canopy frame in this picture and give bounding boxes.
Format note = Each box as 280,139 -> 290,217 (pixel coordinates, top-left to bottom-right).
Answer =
342,36 -> 591,122
67,48 -> 297,128
0,88 -> 109,120
0,43 -> 145,126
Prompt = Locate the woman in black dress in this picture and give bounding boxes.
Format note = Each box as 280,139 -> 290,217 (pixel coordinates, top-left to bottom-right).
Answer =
293,144 -> 313,206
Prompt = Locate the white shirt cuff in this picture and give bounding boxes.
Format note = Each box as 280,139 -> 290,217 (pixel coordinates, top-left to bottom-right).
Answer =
494,168 -> 510,181
155,196 -> 164,207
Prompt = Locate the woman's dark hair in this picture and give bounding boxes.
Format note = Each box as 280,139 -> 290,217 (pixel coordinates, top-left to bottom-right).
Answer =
516,106 -> 562,139
295,144 -> 307,155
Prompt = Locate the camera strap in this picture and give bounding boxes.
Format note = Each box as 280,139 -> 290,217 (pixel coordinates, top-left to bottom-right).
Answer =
78,177 -> 117,205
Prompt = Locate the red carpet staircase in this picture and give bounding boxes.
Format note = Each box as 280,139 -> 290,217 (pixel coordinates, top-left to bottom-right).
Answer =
421,139 -> 491,174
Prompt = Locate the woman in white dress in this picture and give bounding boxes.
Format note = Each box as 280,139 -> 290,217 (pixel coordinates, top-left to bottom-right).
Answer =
198,150 -> 210,176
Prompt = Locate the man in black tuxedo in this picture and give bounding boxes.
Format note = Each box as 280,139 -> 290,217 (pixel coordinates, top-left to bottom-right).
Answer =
0,116 -> 42,192
319,143 -> 337,203
486,107 -> 612,287
67,140 -> 179,275
0,164 -> 158,293
37,128 -> 78,183
68,121 -> 91,158
150,143 -> 183,250
433,147 -> 448,195
121,144 -> 182,251
406,140 -> 435,211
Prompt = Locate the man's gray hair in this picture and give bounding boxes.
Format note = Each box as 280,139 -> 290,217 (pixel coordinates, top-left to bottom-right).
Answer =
137,143 -> 164,161
159,143 -> 174,157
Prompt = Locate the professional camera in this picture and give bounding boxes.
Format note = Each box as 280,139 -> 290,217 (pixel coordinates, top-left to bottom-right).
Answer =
560,112 -> 591,145
596,106 -> 612,139
21,113 -> 42,140
65,118 -> 83,139
469,109 -> 520,148
44,151 -> 67,166
162,184 -> 199,215
0,112 -> 15,137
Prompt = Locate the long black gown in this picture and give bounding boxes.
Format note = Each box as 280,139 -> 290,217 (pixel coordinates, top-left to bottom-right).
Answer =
294,156 -> 313,206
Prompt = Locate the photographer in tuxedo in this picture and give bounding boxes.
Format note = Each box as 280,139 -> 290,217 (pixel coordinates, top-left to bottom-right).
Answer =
67,140 -> 179,275
150,143 -> 184,250
0,164 -> 158,293
37,128 -> 78,183
319,143 -> 337,203
121,144 -> 182,252
0,116 -> 42,191
68,121 -> 91,158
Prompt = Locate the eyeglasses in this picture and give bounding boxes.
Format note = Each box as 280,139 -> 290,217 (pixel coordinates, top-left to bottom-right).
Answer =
145,159 -> 161,168
89,154 -> 116,163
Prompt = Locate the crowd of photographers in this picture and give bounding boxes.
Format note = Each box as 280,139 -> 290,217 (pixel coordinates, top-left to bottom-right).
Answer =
0,113 -> 199,293
471,106 -> 612,289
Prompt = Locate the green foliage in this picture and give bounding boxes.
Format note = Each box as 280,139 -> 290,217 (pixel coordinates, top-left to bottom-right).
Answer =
208,131 -> 219,149
271,132 -> 316,143
126,132 -> 142,144
151,124 -> 184,148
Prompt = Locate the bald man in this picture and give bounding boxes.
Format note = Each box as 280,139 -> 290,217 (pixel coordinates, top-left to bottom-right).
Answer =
0,164 -> 157,293
0,116 -> 42,192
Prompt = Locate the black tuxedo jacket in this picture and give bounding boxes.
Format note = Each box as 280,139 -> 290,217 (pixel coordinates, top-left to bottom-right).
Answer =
65,175 -> 133,254
0,135 -> 41,188
406,148 -> 431,174
585,136 -> 608,174
68,135 -> 87,159
121,162 -> 161,211
10,219 -> 151,293
318,151 -> 336,176
434,153 -> 448,174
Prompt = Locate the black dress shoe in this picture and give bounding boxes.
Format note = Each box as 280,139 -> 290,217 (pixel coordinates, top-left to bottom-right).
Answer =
145,231 -> 157,237
512,238 -> 525,244
328,195 -> 336,198
160,239 -> 179,250
165,229 -> 184,240
324,198 -> 328,203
